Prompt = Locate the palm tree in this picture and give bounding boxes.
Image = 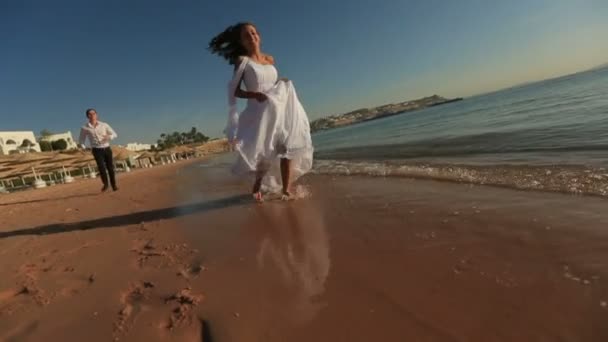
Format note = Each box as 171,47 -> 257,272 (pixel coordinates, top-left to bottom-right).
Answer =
189,127 -> 197,141
40,129 -> 53,137
195,132 -> 209,143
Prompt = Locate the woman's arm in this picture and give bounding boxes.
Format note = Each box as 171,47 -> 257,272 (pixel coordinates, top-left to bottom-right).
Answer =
232,57 -> 267,102
235,88 -> 267,102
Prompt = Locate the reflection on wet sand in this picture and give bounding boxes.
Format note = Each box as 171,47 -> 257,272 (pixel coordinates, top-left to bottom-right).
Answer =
252,200 -> 331,325
179,159 -> 608,341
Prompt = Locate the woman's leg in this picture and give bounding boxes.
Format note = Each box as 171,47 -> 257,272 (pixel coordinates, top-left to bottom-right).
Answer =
252,170 -> 265,202
280,158 -> 292,195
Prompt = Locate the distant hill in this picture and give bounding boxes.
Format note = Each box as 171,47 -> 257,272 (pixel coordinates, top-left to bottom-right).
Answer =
310,95 -> 463,133
590,62 -> 608,71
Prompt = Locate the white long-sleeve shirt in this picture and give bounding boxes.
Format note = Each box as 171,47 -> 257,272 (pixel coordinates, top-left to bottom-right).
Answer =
78,121 -> 117,148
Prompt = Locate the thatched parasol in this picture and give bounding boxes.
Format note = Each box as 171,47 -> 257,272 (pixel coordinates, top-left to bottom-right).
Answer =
0,165 -> 20,179
0,164 -> 38,179
136,151 -> 156,160
0,155 -> 12,166
194,139 -> 230,154
111,146 -> 136,161
168,145 -> 194,154
67,156 -> 94,168
38,152 -> 78,166
2,152 -> 54,166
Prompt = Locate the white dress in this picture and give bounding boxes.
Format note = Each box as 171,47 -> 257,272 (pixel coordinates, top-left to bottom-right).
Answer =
225,56 -> 314,193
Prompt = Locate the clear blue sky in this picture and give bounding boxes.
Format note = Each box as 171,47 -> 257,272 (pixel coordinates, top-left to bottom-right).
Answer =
1,0 -> 607,145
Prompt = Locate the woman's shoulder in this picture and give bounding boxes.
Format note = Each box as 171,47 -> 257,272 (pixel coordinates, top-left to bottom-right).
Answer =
234,54 -> 274,66
235,55 -> 249,63
232,56 -> 249,70
263,54 -> 275,65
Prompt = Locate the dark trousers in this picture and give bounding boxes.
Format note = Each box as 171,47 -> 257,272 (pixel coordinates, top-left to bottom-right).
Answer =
92,147 -> 116,187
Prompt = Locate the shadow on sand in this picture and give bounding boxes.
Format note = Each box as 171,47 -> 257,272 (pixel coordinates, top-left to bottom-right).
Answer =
0,194 -> 251,240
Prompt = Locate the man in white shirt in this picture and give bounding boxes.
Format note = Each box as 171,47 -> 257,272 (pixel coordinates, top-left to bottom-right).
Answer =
78,108 -> 119,192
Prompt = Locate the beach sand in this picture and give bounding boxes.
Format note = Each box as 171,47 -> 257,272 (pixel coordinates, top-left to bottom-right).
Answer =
1,156 -> 607,341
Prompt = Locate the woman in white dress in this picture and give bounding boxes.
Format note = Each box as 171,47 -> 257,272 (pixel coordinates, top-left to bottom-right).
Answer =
209,22 -> 314,202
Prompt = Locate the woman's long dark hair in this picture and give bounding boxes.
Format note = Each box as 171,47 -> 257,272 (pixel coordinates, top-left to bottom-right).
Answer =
208,22 -> 254,65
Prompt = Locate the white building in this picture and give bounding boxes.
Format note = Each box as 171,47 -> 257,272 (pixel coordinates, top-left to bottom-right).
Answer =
39,131 -> 77,150
126,142 -> 154,151
0,131 -> 41,155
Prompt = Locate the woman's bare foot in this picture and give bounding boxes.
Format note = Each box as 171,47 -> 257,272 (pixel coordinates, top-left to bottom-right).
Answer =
253,192 -> 264,203
252,173 -> 264,203
281,191 -> 293,201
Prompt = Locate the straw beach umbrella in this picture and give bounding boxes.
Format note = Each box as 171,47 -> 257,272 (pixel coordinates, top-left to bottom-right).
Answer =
39,152 -> 78,164
0,163 -> 32,189
67,154 -> 97,178
30,166 -> 47,188
111,146 -> 136,161
136,151 -> 156,168
68,151 -> 95,165
1,164 -> 43,188
0,165 -> 20,190
136,151 -> 155,159
3,152 -> 53,166
154,151 -> 171,165
0,155 -> 13,166
110,146 -> 136,172
0,166 -> 15,179
38,153 -> 78,170
29,153 -> 76,183
194,139 -> 230,155
168,145 -> 196,161
0,155 -> 51,183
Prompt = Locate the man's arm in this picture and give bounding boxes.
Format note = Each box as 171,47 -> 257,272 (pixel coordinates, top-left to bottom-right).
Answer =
105,123 -> 117,140
78,127 -> 87,148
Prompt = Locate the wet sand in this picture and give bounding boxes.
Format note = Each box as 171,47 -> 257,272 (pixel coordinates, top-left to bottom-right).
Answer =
1,156 -> 608,341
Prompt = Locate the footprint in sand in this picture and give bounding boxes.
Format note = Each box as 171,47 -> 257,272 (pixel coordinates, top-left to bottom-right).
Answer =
163,287 -> 204,330
130,239 -> 170,269
0,288 -> 24,316
113,281 -> 155,338
176,260 -> 206,280
158,287 -> 205,342
130,239 -> 199,271
0,284 -> 48,317
16,252 -> 94,303
2,263 -> 51,314
112,282 -> 205,341
0,320 -> 39,342
158,317 -> 206,342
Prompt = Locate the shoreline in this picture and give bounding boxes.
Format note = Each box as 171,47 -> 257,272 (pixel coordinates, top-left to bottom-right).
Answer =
313,159 -> 608,198
176,161 -> 608,341
1,157 -> 608,341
